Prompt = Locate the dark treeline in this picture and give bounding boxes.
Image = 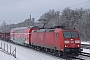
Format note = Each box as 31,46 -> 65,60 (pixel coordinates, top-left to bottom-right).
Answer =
0,8 -> 90,41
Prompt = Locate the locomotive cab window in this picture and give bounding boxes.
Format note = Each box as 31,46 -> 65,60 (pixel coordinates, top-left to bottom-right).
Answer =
63,32 -> 79,38
71,32 -> 79,38
63,32 -> 71,38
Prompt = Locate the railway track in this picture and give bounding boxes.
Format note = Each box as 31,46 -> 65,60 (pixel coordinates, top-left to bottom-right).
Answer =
27,44 -> 90,60
61,52 -> 90,60
81,44 -> 90,49
61,55 -> 85,60
32,47 -> 86,60
38,50 -> 85,60
80,52 -> 90,57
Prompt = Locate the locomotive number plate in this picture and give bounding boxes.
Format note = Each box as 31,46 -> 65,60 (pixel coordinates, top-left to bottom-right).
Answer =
71,41 -> 74,43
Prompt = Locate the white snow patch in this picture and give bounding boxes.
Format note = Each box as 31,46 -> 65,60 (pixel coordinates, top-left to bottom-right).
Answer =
83,49 -> 90,53
81,41 -> 90,53
81,41 -> 90,45
0,50 -> 17,60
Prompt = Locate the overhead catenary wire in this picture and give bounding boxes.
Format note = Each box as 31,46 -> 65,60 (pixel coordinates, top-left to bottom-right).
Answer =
59,0 -> 90,12
69,0 -> 90,8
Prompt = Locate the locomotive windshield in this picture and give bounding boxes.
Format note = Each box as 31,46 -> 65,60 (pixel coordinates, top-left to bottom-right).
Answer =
63,32 -> 79,38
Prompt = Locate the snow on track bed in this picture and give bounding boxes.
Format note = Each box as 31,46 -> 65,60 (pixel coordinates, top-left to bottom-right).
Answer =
80,52 -> 90,57
81,42 -> 90,45
81,44 -> 90,49
78,55 -> 90,60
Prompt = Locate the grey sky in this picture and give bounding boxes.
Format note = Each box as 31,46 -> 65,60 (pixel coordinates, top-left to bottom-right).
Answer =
0,0 -> 90,24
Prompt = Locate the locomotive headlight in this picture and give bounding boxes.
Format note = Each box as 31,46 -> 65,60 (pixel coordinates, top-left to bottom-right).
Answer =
75,40 -> 80,43
77,45 -> 80,47
65,45 -> 67,47
64,40 -> 70,44
65,45 -> 68,47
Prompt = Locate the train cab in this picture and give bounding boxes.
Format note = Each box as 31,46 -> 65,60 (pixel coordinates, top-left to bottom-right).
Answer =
55,28 -> 82,54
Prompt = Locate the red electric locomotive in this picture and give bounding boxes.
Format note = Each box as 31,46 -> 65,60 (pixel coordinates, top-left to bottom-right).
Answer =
31,27 -> 82,55
10,26 -> 39,45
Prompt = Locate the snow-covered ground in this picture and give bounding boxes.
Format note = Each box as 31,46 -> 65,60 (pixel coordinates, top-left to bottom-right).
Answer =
81,41 -> 90,53
81,41 -> 90,45
0,50 -> 17,60
0,40 -> 62,60
0,40 -> 90,60
83,49 -> 90,53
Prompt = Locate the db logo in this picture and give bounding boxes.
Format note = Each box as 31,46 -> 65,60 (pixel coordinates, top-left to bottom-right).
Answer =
41,36 -> 43,40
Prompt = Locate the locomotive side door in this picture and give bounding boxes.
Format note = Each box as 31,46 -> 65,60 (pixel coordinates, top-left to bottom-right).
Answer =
54,32 -> 59,48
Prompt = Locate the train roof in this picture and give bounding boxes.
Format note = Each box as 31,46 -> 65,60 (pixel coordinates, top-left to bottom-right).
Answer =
33,29 -> 55,32
33,27 -> 77,33
54,26 -> 75,30
12,26 -> 39,31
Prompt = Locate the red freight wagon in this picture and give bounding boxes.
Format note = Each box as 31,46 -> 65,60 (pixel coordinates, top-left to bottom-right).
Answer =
0,32 -> 10,41
3,33 -> 10,41
31,28 -> 82,55
10,26 -> 39,45
0,32 -> 3,39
